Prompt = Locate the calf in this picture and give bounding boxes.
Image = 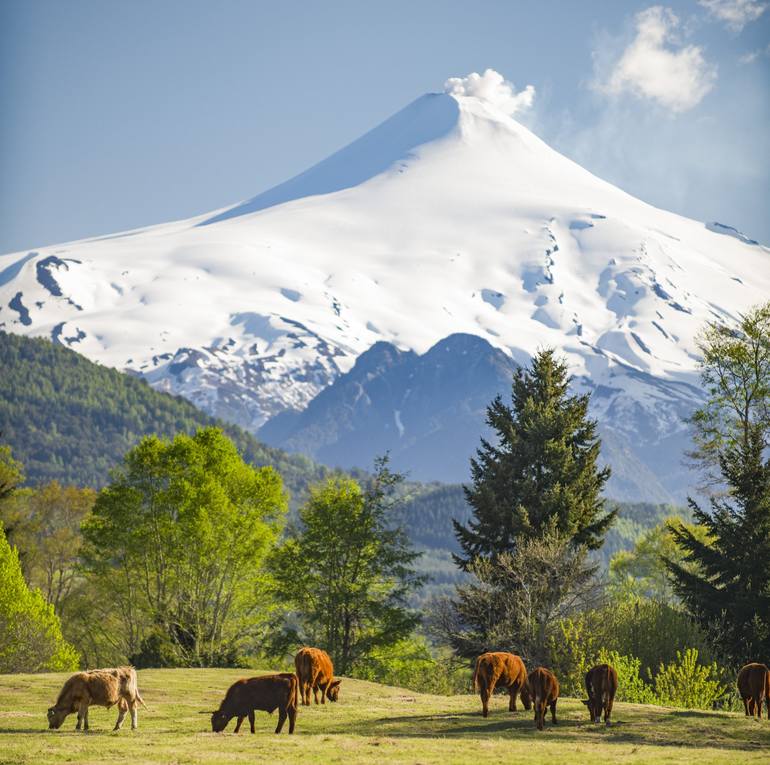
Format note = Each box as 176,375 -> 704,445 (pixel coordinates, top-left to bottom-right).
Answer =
209,673 -> 298,734
294,647 -> 341,706
528,666 -> 559,731
737,663 -> 770,719
472,652 -> 531,717
47,666 -> 146,732
582,663 -> 618,725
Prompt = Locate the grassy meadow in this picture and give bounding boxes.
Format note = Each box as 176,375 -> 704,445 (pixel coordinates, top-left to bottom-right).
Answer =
0,668 -> 768,765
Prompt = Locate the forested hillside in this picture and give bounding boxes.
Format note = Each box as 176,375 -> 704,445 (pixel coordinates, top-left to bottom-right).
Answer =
0,331 -> 684,584
0,332 -> 327,499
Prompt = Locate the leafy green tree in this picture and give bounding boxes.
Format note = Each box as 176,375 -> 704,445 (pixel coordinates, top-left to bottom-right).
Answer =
1,482 -> 95,613
667,302 -> 770,665
0,522 -> 79,672
0,443 -> 24,503
81,427 -> 287,666
432,533 -> 599,662
609,518 -> 710,603
453,349 -> 614,568
271,459 -> 424,674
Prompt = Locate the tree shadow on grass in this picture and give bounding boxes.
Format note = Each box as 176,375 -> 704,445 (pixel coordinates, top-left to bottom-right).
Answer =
322,711 -> 770,752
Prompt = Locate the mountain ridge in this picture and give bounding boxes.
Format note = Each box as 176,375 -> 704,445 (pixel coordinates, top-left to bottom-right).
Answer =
1,74 -> 767,500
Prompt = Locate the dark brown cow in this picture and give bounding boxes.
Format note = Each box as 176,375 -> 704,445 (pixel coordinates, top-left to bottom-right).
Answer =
737,663 -> 770,719
472,652 -> 531,717
294,647 -> 341,706
47,666 -> 146,731
582,663 -> 618,725
528,666 -> 559,731
209,673 -> 298,734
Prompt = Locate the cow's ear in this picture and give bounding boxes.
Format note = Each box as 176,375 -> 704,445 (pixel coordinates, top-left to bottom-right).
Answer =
330,679 -> 342,688
580,700 -> 590,706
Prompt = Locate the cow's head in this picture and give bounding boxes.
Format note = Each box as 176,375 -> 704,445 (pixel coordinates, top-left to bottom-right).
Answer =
326,679 -> 342,702
210,709 -> 231,733
581,699 -> 601,723
47,706 -> 67,730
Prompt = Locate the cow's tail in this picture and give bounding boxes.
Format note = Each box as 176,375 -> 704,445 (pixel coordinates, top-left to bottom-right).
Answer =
136,691 -> 149,711
472,657 -> 481,692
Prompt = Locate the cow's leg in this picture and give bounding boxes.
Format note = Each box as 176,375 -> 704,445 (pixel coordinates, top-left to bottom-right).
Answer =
288,705 -> 296,734
742,696 -> 749,716
509,684 -> 518,712
76,710 -> 82,731
535,702 -> 544,731
234,716 -> 245,733
320,680 -> 328,705
114,700 -> 128,731
81,704 -> 90,732
605,696 -> 614,726
550,698 -> 558,725
249,710 -> 255,734
130,700 -> 138,730
275,708 -> 287,734
758,695 -> 764,720
480,684 -> 491,718
749,698 -> 756,718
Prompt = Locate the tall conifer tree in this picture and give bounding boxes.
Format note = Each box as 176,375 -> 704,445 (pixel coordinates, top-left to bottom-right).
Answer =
453,349 -> 613,567
667,303 -> 770,664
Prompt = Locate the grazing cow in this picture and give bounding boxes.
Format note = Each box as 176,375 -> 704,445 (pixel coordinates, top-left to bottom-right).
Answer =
737,663 -> 770,719
294,647 -> 341,706
209,673 -> 298,734
582,663 -> 618,725
528,667 -> 559,731
47,666 -> 146,731
472,652 -> 531,718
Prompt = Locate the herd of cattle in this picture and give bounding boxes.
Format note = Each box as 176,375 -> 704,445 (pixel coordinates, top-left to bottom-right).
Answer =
45,649 -> 770,735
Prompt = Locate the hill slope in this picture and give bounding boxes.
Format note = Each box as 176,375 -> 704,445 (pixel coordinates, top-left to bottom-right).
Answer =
0,331 -> 326,496
1,669 -> 766,765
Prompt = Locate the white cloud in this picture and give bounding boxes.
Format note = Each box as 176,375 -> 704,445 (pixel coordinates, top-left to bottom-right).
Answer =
739,42 -> 770,63
698,0 -> 767,32
598,7 -> 717,113
444,69 -> 535,116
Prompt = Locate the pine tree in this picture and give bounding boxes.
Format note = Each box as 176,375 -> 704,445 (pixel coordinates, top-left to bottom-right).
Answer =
453,348 -> 614,567
667,302 -> 770,665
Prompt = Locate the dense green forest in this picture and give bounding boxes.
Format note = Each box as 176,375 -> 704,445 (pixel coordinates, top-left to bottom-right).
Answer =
0,332 -> 327,500
0,332 -> 684,577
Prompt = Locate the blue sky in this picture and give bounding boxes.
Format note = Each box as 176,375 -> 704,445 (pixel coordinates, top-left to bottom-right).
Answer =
1,0 -> 768,253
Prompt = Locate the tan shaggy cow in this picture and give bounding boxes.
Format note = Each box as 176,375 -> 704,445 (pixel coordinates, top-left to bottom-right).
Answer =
528,666 -> 559,731
582,663 -> 618,725
294,647 -> 341,706
472,651 -> 532,717
737,663 -> 770,719
47,666 -> 146,731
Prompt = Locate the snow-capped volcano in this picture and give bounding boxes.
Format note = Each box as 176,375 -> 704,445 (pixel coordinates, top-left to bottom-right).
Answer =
1,72 -> 768,499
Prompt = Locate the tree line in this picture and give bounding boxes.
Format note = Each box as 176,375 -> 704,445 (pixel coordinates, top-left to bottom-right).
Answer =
1,302 -> 768,708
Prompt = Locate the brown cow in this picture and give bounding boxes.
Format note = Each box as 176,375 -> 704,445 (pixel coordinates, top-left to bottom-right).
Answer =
209,673 -> 298,734
472,652 -> 532,717
47,666 -> 146,731
528,666 -> 559,731
737,663 -> 770,719
582,663 -> 618,725
294,647 -> 341,706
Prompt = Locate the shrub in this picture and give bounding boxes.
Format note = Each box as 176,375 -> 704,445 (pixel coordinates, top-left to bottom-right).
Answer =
651,648 -> 727,709
351,637 -> 469,695
597,649 -> 655,704
0,523 -> 79,672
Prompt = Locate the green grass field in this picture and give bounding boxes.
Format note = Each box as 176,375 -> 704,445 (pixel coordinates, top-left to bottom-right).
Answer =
0,669 -> 768,765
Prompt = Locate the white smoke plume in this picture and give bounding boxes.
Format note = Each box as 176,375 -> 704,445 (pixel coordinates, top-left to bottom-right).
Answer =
444,69 -> 535,116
